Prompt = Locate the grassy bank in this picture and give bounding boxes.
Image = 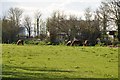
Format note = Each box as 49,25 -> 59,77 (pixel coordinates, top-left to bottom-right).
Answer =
2,44 -> 118,79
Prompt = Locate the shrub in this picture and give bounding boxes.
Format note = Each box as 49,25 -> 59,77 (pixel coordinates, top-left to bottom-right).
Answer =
100,39 -> 112,46
112,41 -> 120,46
24,40 -> 35,44
38,41 -> 47,45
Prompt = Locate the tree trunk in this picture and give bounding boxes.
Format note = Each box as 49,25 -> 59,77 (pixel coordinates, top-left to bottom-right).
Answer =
37,18 -> 39,36
28,31 -> 31,38
117,19 -> 120,41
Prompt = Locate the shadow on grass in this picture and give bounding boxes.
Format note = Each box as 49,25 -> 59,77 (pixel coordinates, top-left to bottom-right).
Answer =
3,64 -> 119,80
2,64 -> 74,79
2,71 -> 52,80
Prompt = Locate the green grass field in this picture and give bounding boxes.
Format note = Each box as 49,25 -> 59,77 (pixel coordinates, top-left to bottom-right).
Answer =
2,44 -> 118,79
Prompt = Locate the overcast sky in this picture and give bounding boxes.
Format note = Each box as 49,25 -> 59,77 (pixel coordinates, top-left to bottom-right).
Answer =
0,0 -> 102,20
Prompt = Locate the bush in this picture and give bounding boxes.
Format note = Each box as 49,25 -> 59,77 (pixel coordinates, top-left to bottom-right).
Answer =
24,40 -> 36,45
24,40 -> 49,45
38,41 -> 47,45
100,39 -> 112,46
46,42 -> 52,45
112,41 -> 120,46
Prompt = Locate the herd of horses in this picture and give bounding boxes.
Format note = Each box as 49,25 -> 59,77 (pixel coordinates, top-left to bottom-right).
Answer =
16,39 -> 119,47
16,39 -> 90,46
66,40 -> 89,46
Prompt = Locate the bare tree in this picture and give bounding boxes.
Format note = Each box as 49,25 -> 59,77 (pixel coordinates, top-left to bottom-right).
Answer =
108,0 -> 120,41
68,15 -> 78,40
47,11 -> 74,43
35,11 -> 42,37
0,18 -> 1,43
46,11 -> 58,43
84,7 -> 93,32
8,7 -> 23,28
84,7 -> 92,21
2,7 -> 23,43
83,7 -> 101,45
117,1 -> 120,41
96,2 -> 110,40
23,15 -> 32,38
84,7 -> 93,36
100,0 -> 120,41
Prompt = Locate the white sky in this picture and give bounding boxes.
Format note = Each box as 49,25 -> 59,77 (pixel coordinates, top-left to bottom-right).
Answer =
0,0 -> 117,33
0,0 -> 102,20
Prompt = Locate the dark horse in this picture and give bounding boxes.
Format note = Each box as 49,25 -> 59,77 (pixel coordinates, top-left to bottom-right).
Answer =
17,39 -> 24,45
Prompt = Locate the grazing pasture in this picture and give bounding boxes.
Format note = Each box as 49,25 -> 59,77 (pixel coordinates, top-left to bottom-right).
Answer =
2,44 -> 118,79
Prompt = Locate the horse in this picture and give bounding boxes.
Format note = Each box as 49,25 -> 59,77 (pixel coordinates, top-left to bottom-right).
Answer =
71,40 -> 83,46
66,41 -> 72,46
83,40 -> 89,46
17,39 -> 24,45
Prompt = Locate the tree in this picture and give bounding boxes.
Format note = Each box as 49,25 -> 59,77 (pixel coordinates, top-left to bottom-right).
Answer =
8,7 -> 23,41
84,7 -> 93,33
35,11 -> 42,37
99,0 -> 120,41
117,1 -> 120,41
46,11 -> 74,43
2,7 -> 23,43
0,18 -> 1,43
82,7 -> 101,45
68,15 -> 78,40
39,21 -> 47,40
46,11 -> 58,43
23,15 -> 32,38
2,16 -> 10,43
97,2 -> 110,40
8,7 -> 23,28
84,8 -> 92,21
108,0 -> 120,41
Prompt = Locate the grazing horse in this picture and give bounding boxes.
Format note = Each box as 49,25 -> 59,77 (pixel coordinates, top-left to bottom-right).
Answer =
83,40 -> 89,46
66,41 -> 72,46
71,40 -> 83,46
17,39 -> 24,45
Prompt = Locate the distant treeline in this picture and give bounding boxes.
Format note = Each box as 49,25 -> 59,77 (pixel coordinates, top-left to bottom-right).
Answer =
1,0 -> 120,44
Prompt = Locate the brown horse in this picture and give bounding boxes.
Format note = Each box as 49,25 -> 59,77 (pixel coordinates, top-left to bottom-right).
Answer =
17,39 -> 24,45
